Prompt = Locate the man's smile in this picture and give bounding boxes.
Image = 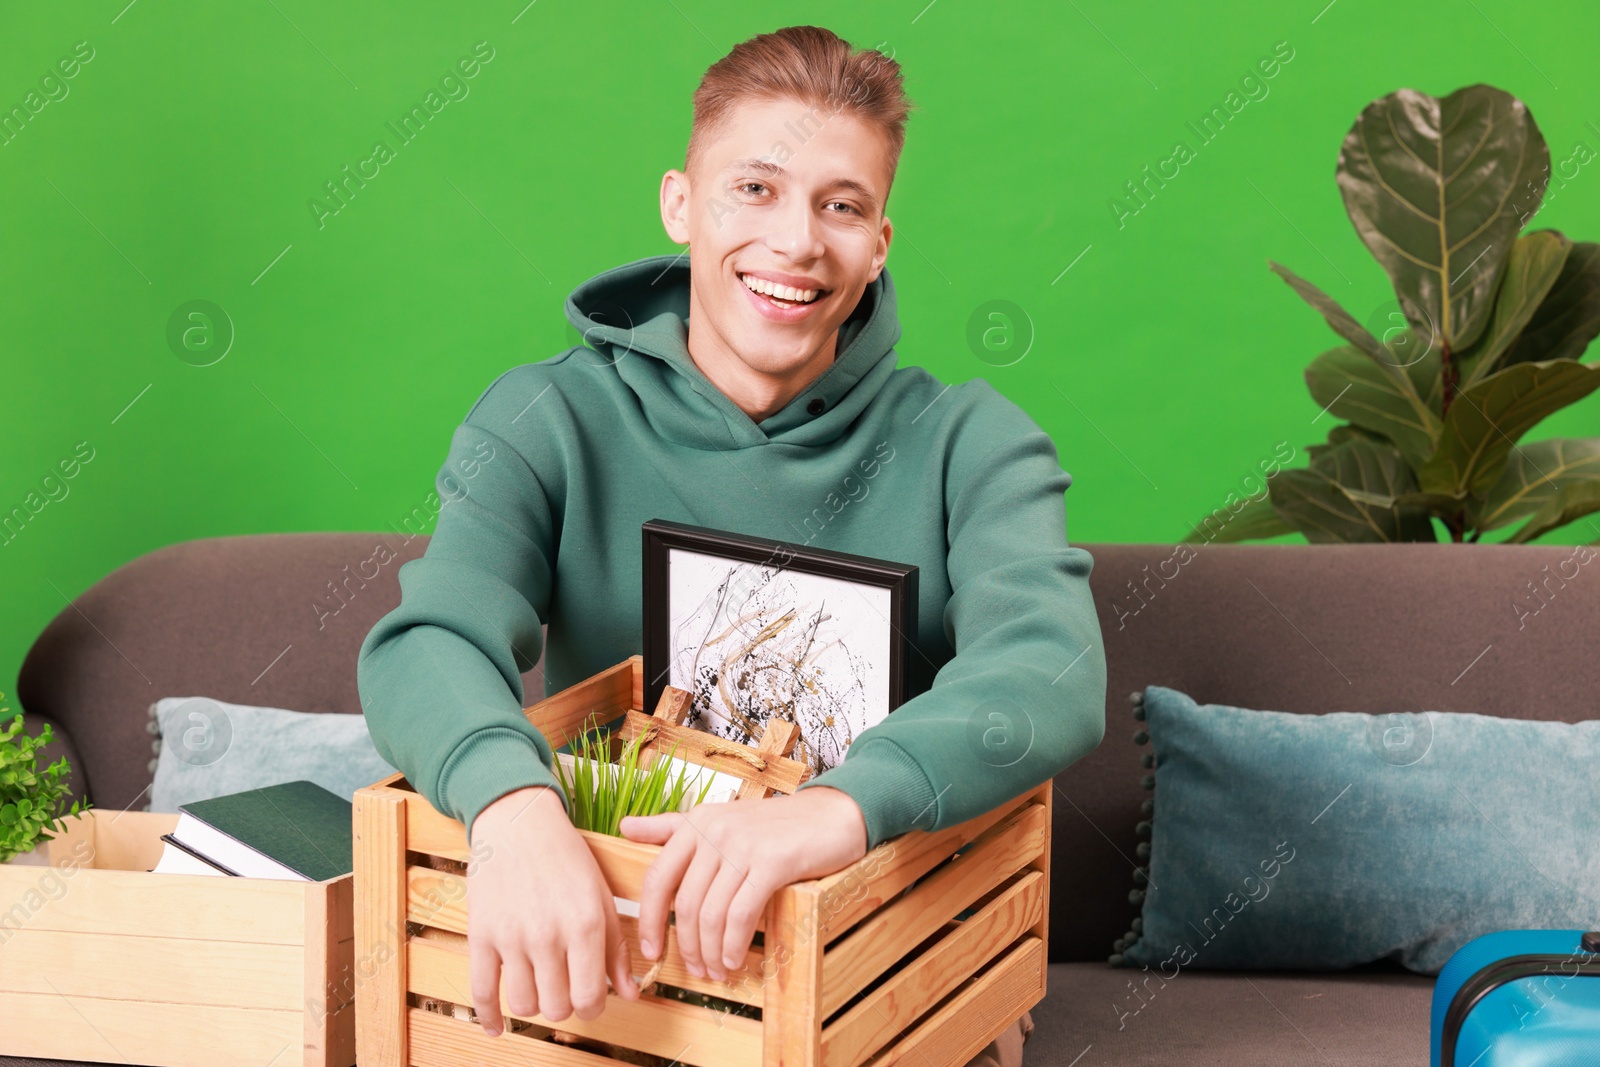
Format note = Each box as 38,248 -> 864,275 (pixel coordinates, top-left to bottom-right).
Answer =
737,270 -> 831,321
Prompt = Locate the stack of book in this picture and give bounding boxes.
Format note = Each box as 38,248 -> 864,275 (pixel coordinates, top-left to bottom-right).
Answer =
149,779 -> 353,881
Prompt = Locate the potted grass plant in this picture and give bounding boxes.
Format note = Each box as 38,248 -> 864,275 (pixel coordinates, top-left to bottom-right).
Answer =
550,718 -> 717,834
0,692 -> 91,865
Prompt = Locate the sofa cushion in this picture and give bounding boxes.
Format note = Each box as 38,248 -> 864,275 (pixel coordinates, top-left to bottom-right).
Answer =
1030,961 -> 1433,1065
1117,684 -> 1600,975
147,695 -> 397,812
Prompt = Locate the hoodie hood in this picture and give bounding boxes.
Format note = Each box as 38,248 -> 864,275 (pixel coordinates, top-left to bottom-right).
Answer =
564,254 -> 902,451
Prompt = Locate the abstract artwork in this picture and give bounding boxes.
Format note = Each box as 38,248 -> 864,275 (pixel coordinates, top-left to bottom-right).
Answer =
642,519 -> 917,777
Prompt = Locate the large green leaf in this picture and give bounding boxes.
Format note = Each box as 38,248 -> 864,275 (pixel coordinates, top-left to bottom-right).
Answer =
1304,345 -> 1442,471
1269,261 -> 1386,359
1456,230 -> 1572,388
1417,359 -> 1600,499
1336,85 -> 1549,353
1269,430 -> 1437,542
1181,490 -> 1296,544
1500,241 -> 1600,366
1396,330 -> 1445,416
1472,437 -> 1600,541
1304,422 -> 1391,465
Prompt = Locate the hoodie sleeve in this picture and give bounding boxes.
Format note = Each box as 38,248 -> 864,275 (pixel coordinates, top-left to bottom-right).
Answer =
357,413 -> 569,845
794,389 -> 1108,851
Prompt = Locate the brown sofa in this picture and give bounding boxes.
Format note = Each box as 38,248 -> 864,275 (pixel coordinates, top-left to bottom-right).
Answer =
9,532 -> 1598,1066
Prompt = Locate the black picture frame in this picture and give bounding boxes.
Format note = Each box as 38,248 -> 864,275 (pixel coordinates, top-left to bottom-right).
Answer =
641,518 -> 919,773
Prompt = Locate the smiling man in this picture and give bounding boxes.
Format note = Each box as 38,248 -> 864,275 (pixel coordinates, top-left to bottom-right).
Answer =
358,25 -> 1105,1067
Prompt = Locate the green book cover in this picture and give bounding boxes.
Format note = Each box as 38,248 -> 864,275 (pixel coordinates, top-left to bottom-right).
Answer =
179,780 -> 353,882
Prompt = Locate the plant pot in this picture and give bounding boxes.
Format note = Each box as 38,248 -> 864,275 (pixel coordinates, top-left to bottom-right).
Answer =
3,840 -> 51,866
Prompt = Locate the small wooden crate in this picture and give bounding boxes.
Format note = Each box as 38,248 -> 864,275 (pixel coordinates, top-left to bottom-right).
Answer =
0,807 -> 355,1066
354,654 -> 1051,1067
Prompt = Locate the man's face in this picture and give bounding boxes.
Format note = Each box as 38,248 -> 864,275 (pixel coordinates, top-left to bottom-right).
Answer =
661,96 -> 894,379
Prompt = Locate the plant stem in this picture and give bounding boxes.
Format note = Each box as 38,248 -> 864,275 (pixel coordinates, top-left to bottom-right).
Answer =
1440,339 -> 1457,417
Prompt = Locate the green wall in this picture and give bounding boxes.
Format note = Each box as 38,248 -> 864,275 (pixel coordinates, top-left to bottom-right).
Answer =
3,1 -> 1599,708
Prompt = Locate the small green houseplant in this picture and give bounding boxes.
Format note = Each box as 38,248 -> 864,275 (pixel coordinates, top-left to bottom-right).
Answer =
552,719 -> 716,836
1190,83 -> 1600,545
0,692 -> 91,863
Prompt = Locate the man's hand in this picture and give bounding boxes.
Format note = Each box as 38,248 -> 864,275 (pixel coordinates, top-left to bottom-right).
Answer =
467,785 -> 641,1037
618,785 -> 868,982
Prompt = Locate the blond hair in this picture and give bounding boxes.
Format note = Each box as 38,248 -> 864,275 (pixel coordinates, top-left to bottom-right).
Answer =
685,25 -> 916,202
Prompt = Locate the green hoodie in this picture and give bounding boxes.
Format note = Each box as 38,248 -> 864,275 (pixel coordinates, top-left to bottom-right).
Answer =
356,254 -> 1107,850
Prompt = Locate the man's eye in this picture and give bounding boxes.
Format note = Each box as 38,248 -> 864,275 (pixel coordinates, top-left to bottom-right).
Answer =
736,182 -> 768,196
827,202 -> 860,215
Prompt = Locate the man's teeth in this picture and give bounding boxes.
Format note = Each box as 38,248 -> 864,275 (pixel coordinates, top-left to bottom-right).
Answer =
740,273 -> 820,305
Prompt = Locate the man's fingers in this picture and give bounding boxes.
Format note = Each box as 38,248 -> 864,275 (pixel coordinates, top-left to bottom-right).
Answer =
499,950 -> 538,1022
699,860 -> 749,981
635,827 -> 696,962
531,941 -> 573,1022
606,900 -> 640,1002
565,905 -> 612,1020
619,811 -> 681,845
469,942 -> 507,1037
671,843 -> 723,978
720,874 -> 772,976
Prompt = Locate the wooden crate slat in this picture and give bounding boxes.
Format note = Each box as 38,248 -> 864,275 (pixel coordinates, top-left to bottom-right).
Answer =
0,927 -> 304,1009
0,990 -> 302,1066
306,875 -> 357,1065
734,718 -> 805,801
615,710 -> 811,796
403,791 -> 471,862
761,883 -> 823,1067
405,867 -> 766,1008
614,914 -> 766,1008
355,784 -> 410,1067
406,866 -> 469,932
819,871 -> 1045,1067
320,1001 -> 358,1067
818,802 -> 1047,1019
523,658 -> 638,746
404,807 -> 772,936
858,936 -> 1045,1067
402,790 -> 706,921
408,1005 -> 625,1067
408,931 -> 761,1067
1027,782 -> 1051,1001
810,788 -> 1034,945
0,861 -> 309,943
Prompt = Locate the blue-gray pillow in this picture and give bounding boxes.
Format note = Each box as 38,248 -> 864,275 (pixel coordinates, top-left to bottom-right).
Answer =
1113,685 -> 1600,976
146,696 -> 398,813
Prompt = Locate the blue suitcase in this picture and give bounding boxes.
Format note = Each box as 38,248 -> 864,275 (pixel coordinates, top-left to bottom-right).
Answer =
1431,929 -> 1600,1066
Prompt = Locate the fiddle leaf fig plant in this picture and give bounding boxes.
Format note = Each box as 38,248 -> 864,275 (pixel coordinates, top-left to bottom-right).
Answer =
0,693 -> 91,862
1190,83 -> 1600,544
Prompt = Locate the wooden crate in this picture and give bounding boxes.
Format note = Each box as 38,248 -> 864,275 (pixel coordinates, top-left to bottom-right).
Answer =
0,807 -> 355,1067
354,654 -> 1051,1067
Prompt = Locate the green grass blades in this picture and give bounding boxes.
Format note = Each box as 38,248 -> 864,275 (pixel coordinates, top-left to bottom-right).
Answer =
551,717 -> 717,837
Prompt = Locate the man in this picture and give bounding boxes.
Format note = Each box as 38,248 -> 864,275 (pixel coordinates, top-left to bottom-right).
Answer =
357,24 -> 1105,1067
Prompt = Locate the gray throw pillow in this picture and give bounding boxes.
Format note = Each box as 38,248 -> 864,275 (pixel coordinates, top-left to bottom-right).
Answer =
1113,685 -> 1600,976
146,696 -> 398,813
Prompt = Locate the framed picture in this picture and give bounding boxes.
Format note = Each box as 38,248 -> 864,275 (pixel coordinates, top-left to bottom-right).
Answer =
641,518 -> 919,776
